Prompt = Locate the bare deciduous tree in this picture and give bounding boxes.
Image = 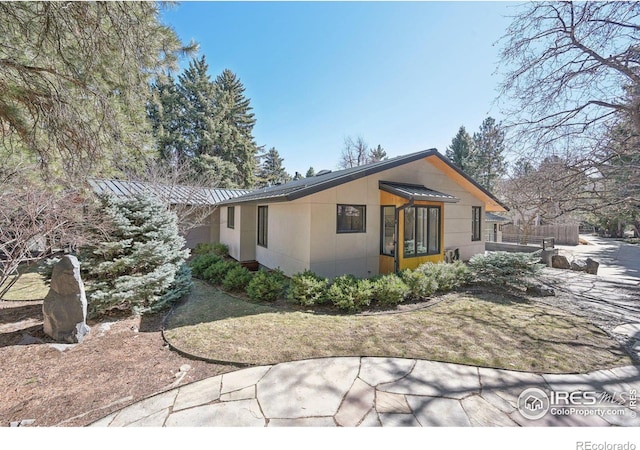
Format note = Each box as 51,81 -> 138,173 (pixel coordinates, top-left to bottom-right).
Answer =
0,177 -> 107,299
497,2 -> 640,150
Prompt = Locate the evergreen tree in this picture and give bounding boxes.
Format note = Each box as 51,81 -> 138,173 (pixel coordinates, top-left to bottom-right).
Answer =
84,195 -> 192,316
148,74 -> 187,163
445,126 -> 474,172
178,56 -> 218,160
213,69 -> 258,188
306,167 -> 316,178
369,145 -> 387,162
469,117 -> 507,191
0,2 -> 193,181
257,148 -> 291,187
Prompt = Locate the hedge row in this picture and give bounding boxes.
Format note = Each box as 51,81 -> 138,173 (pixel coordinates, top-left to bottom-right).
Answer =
190,251 -> 544,312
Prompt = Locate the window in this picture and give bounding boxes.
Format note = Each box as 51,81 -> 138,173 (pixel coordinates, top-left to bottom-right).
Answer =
257,206 -> 268,247
472,206 -> 482,241
337,205 -> 366,233
404,206 -> 440,257
380,206 -> 395,256
227,206 -> 235,229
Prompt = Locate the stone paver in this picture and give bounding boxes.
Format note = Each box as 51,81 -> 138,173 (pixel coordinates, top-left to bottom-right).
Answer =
89,357 -> 640,428
378,413 -> 421,427
461,394 -> 518,427
375,391 -> 411,413
172,375 -> 222,412
358,357 -> 415,386
378,360 -> 480,399
407,395 -> 471,426
165,399 -> 265,427
221,365 -> 271,394
108,390 -> 177,427
335,378 -> 375,426
268,417 -> 335,427
220,385 -> 255,402
256,357 -> 360,418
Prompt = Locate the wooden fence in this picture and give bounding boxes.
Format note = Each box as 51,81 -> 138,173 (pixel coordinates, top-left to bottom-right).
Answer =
501,224 -> 579,246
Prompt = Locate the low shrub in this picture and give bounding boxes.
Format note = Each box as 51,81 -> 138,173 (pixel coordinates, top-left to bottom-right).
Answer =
327,275 -> 373,312
468,251 -> 545,288
287,270 -> 329,306
400,269 -> 437,299
189,253 -> 223,278
203,260 -> 240,285
222,265 -> 253,292
417,260 -> 470,292
371,273 -> 409,306
246,269 -> 287,302
193,242 -> 229,257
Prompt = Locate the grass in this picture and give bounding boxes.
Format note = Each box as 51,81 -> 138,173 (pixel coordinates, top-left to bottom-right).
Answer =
164,280 -> 633,373
0,264 -> 49,301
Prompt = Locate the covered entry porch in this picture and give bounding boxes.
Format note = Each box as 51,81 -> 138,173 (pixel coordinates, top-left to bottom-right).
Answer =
378,181 -> 459,274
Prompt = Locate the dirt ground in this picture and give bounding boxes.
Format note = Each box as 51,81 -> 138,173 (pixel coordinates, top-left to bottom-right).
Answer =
0,299 -> 235,427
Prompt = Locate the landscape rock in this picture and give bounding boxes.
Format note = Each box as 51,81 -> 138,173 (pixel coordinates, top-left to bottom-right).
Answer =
551,255 -> 571,269
570,259 -> 588,272
585,258 -> 599,275
526,285 -> 555,297
42,255 -> 90,344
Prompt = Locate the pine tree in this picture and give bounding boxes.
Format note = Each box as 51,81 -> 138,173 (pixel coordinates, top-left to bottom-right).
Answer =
257,148 -> 291,187
178,56 -> 218,160
213,69 -> 258,188
84,195 -> 192,316
148,73 -> 187,163
306,167 -> 316,178
369,145 -> 387,162
445,126 -> 474,172
469,117 -> 507,191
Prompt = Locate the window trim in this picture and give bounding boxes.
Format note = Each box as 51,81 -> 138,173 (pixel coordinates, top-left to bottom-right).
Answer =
336,204 -> 367,234
227,206 -> 235,229
257,205 -> 268,248
380,205 -> 396,256
472,206 -> 482,241
403,205 -> 441,258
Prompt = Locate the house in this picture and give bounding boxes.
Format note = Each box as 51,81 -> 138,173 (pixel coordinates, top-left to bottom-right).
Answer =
217,149 -> 508,279
485,212 -> 510,243
87,178 -> 250,249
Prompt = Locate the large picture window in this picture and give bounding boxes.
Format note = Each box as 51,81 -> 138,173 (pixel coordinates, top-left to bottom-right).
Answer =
472,206 -> 482,241
227,206 -> 235,229
257,206 -> 268,247
404,206 -> 440,257
337,205 -> 366,233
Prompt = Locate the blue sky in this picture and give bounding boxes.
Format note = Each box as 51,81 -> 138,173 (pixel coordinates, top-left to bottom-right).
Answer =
161,1 -> 518,175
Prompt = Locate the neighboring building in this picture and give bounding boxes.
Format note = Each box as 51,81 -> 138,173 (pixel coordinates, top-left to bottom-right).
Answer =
87,179 -> 250,249
217,149 -> 507,279
485,212 -> 510,243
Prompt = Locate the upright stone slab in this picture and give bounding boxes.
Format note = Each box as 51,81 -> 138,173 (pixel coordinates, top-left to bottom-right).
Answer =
551,255 -> 570,269
585,258 -> 599,275
43,255 -> 90,343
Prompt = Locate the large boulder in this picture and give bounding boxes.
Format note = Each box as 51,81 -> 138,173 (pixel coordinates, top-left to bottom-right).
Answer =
585,258 -> 599,275
551,255 -> 571,269
570,259 -> 588,272
43,255 -> 90,343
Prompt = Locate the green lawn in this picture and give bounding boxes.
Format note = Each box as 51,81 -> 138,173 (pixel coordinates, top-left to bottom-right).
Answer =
0,265 -> 49,301
164,280 -> 632,373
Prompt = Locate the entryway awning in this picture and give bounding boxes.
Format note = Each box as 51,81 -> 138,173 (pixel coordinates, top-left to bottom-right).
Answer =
379,181 -> 459,203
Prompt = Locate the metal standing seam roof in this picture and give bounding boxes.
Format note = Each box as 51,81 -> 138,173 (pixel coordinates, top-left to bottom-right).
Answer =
485,212 -> 510,222
218,148 -> 507,209
378,181 -> 459,203
88,178 -> 251,206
